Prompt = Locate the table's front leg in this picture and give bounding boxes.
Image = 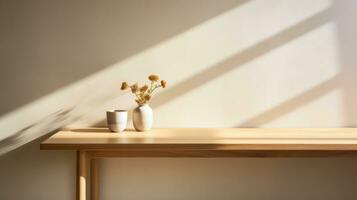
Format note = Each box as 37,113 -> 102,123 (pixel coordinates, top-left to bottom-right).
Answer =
77,150 -> 88,200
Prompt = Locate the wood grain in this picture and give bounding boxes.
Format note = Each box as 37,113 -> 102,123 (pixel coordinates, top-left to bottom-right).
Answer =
42,128 -> 357,157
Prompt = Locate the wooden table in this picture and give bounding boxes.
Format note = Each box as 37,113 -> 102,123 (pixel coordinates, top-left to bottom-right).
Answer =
41,128 -> 357,200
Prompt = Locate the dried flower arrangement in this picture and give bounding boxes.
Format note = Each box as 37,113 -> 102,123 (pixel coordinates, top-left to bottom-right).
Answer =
121,74 -> 167,106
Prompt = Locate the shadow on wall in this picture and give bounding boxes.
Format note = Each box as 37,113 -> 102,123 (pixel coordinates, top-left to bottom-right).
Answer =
235,0 -> 357,127
0,108 -> 75,155
101,157 -> 357,200
150,8 -> 334,110
94,7 -> 334,126
0,0 -> 248,155
92,1 -> 357,128
239,75 -> 342,127
2,0 -> 357,155
334,0 -> 357,126
0,134 -> 76,200
0,0 -> 246,115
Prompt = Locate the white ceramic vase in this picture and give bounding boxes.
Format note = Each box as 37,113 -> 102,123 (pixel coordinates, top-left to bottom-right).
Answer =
133,104 -> 153,131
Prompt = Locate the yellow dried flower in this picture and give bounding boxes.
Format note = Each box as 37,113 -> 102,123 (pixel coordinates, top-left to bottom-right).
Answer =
148,74 -> 160,81
121,75 -> 167,105
130,83 -> 138,93
144,94 -> 151,101
140,85 -> 149,92
120,82 -> 129,90
161,80 -> 167,88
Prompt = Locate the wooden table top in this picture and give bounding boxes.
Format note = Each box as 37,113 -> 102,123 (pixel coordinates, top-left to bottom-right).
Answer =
41,128 -> 357,156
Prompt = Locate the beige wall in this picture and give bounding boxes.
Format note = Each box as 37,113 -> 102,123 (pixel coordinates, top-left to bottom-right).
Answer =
1,0 -> 357,199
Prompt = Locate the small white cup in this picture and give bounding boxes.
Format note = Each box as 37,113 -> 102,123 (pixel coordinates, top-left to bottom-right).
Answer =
106,110 -> 128,132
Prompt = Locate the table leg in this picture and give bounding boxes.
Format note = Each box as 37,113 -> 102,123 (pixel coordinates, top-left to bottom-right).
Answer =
91,158 -> 99,200
77,150 -> 88,200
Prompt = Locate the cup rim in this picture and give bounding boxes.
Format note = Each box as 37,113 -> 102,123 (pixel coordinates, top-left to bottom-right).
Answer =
107,109 -> 128,113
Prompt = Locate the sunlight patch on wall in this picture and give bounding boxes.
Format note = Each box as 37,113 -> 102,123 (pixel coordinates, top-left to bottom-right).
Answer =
73,0 -> 334,127
0,0 -> 337,153
265,88 -> 345,127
